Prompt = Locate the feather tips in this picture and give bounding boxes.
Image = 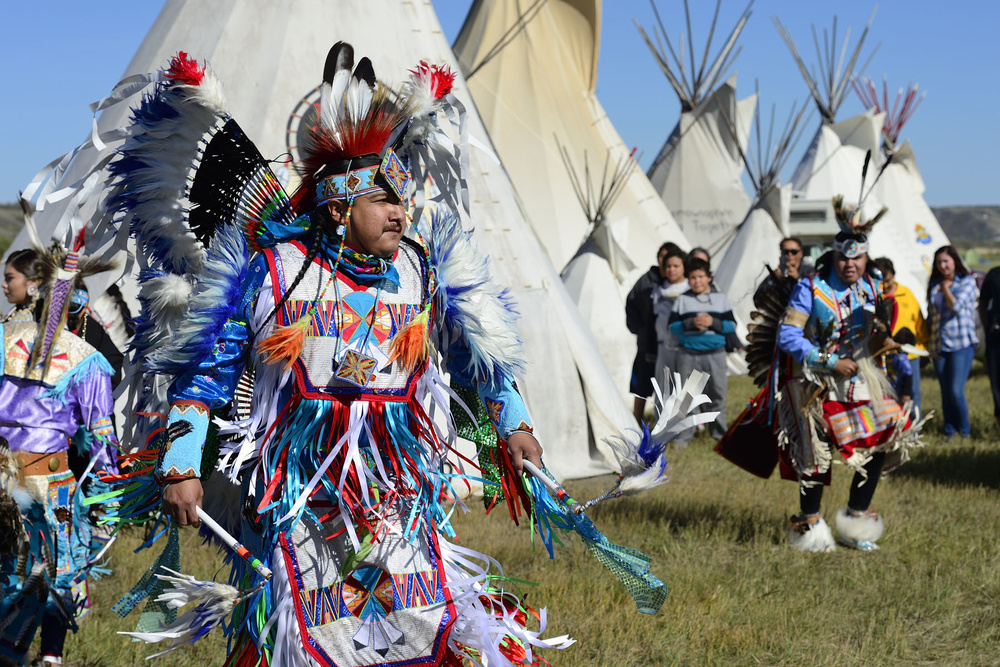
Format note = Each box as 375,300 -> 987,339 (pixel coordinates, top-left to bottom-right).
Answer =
256,313 -> 310,372
422,209 -> 525,383
321,42 -> 354,137
105,55 -> 229,278
388,307 -> 432,372
120,568 -> 240,657
145,223 -> 249,375
603,425 -> 669,497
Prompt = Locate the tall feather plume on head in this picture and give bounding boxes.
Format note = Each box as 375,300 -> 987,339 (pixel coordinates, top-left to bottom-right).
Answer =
831,150 -> 889,258
289,42 -> 420,217
18,197 -> 114,379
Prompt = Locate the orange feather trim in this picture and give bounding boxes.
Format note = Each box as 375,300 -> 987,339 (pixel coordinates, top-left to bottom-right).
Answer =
256,312 -> 311,371
388,308 -> 431,371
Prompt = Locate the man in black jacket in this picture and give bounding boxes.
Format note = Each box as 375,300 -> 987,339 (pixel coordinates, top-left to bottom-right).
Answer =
626,242 -> 678,420
979,266 -> 1000,423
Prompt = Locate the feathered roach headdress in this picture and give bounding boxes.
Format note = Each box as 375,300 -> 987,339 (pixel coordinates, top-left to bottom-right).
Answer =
289,42 -> 454,217
18,198 -> 114,378
831,149 -> 889,258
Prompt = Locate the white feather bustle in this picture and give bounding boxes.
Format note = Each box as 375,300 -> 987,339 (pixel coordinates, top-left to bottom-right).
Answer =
186,63 -> 228,115
138,273 -> 192,326
111,65 -> 229,279
787,516 -> 837,553
89,292 -> 131,351
835,507 -> 885,545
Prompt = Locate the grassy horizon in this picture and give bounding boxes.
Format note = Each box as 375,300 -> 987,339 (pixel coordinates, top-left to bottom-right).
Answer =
49,364 -> 1000,666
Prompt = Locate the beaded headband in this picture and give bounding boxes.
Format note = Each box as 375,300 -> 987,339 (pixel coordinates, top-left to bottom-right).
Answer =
314,148 -> 411,206
832,234 -> 868,259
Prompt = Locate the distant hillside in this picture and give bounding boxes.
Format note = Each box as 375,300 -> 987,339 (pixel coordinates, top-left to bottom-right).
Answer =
932,206 -> 1000,243
0,202 -> 23,256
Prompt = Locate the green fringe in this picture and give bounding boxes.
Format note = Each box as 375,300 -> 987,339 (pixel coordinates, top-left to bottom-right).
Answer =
451,384 -> 504,508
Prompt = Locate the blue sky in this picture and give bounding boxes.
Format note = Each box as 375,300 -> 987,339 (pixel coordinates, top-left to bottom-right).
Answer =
1,0 -> 996,206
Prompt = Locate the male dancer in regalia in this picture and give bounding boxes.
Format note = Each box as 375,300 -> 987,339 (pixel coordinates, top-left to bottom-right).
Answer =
100,45 -> 575,667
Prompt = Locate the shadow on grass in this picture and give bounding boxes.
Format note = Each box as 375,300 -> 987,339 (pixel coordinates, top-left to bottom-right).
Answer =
896,444 -> 1000,490
592,498 -> 785,546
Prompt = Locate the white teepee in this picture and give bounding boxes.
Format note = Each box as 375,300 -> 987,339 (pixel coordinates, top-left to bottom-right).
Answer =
854,78 -> 950,310
716,97 -> 810,343
13,0 -> 633,479
452,0 -> 690,398
778,11 -> 895,267
640,0 -> 756,256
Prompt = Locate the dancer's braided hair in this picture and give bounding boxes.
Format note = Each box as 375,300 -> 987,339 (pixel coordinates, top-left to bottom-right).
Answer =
256,208 -> 332,338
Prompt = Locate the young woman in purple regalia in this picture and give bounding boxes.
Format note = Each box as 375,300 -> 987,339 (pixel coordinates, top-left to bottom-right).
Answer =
0,241 -> 119,666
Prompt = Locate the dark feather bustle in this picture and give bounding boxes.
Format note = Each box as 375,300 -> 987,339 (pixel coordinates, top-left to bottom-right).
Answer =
745,274 -> 798,386
0,491 -> 24,558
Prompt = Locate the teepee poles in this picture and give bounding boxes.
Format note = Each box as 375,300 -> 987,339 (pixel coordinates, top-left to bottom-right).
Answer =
557,141 -> 638,278
636,0 -> 754,111
774,8 -> 881,123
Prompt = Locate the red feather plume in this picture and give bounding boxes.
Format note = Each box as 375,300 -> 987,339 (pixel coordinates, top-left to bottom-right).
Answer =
166,51 -> 206,86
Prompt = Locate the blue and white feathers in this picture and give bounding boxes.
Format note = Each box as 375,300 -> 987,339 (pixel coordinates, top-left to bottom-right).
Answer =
121,568 -> 242,658
422,208 -> 525,383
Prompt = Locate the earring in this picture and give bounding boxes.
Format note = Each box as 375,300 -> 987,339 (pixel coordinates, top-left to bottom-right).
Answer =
27,285 -> 38,296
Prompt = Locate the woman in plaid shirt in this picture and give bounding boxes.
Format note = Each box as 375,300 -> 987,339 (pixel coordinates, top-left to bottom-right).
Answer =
927,245 -> 979,439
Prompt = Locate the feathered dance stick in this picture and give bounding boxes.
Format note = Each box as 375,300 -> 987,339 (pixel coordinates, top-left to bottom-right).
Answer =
119,508 -> 270,656
521,460 -> 667,614
581,370 -> 720,511
121,568 -> 258,658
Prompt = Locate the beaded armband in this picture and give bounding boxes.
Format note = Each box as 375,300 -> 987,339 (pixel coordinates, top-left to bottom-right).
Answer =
156,400 -> 210,484
90,416 -> 116,442
782,307 -> 809,329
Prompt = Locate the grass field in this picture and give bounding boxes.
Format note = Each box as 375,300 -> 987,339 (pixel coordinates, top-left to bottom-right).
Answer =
53,365 -> 1000,666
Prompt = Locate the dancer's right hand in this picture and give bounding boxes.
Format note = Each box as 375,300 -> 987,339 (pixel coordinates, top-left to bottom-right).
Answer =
834,358 -> 858,377
162,477 -> 204,527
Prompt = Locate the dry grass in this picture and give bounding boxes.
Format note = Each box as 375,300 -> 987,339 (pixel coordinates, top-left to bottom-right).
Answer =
53,366 -> 1000,666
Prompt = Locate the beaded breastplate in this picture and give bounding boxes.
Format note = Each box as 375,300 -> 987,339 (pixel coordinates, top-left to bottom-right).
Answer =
805,273 -> 880,358
266,239 -> 430,400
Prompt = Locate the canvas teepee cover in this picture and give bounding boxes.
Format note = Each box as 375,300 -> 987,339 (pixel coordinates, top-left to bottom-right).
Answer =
452,0 -> 691,397
14,0 -> 631,479
640,1 -> 756,255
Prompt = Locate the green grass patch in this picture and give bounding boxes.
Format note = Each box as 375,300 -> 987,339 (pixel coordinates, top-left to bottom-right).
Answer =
52,370 -> 1000,666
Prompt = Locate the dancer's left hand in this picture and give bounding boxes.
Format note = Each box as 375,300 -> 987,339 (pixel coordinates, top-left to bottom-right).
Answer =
507,432 -> 543,477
